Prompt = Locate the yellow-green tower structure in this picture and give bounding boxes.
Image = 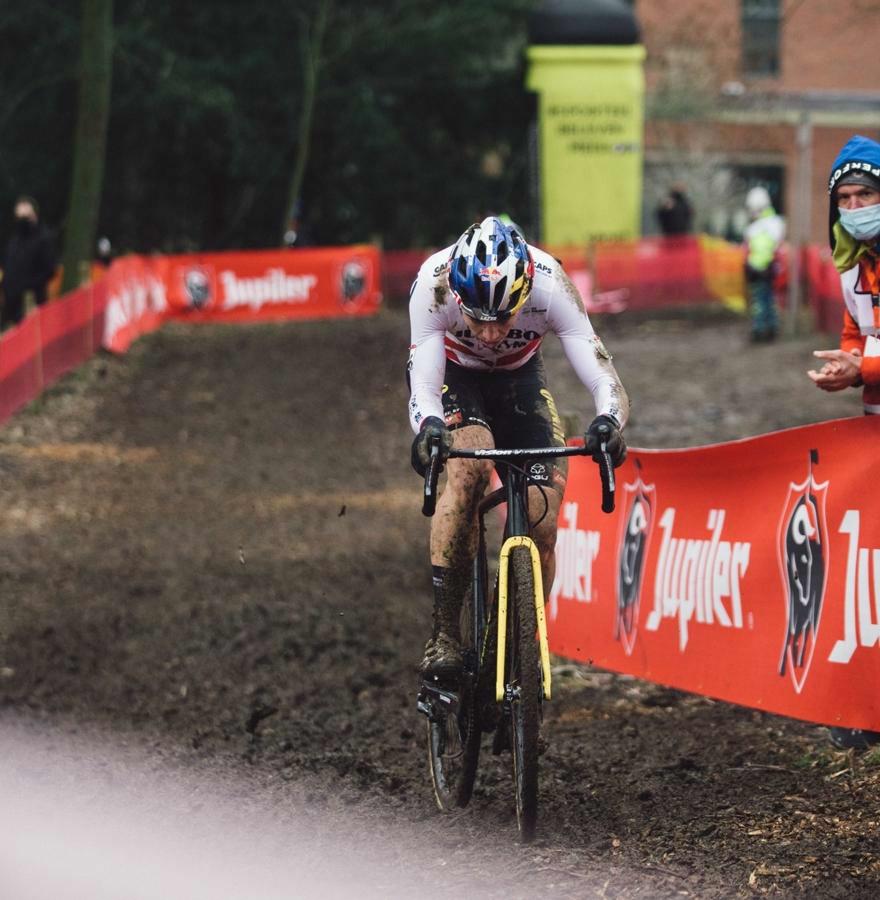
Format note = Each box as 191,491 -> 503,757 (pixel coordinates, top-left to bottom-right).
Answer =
526,0 -> 645,247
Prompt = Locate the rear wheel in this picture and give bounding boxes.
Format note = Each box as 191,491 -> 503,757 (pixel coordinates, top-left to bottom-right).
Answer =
507,545 -> 541,842
427,588 -> 482,809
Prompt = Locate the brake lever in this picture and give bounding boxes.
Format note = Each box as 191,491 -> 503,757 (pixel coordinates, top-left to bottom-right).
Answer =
595,424 -> 615,514
422,441 -> 441,517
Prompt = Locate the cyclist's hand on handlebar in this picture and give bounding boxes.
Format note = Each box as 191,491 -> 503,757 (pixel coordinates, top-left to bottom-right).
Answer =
586,414 -> 627,468
411,416 -> 453,476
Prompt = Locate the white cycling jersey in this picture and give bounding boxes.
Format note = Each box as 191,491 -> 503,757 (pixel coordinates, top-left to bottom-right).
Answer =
407,243 -> 629,433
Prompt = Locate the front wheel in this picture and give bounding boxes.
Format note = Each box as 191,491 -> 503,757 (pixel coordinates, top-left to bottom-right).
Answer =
427,589 -> 482,810
507,545 -> 542,842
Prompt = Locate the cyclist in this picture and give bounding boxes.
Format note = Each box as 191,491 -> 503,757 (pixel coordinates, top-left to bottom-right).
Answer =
407,216 -> 629,682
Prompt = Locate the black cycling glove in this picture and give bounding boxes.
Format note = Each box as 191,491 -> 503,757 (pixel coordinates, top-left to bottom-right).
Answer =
411,416 -> 453,476
586,414 -> 627,468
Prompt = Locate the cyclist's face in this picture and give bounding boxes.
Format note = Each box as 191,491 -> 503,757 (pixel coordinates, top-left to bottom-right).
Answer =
463,312 -> 518,347
836,184 -> 880,210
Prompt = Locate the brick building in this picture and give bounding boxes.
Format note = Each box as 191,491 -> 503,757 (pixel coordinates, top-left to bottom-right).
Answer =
635,0 -> 880,246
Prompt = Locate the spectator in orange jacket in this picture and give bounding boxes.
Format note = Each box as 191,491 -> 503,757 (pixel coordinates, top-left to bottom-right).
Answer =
809,135 -> 880,411
808,134 -> 880,751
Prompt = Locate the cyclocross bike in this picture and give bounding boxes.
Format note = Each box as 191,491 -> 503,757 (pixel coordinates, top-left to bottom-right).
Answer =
416,424 -> 616,842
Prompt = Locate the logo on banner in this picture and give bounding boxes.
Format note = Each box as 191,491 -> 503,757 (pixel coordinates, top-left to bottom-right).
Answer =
549,501 -> 601,622
647,507 -> 750,651
829,509 -> 880,664
615,470 -> 655,655
776,449 -> 829,693
341,261 -> 367,304
219,268 -> 317,310
183,267 -> 212,309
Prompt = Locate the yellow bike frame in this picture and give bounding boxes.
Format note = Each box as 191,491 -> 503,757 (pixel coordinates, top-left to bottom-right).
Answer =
495,535 -> 552,703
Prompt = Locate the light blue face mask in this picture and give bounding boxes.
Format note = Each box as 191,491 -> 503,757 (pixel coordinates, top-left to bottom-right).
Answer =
838,203 -> 880,241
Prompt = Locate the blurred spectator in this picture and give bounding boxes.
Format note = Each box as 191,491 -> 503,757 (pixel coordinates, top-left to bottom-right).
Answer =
807,133 -> 880,751
743,186 -> 785,342
0,196 -> 57,330
89,236 -> 115,283
656,184 -> 693,237
282,198 -> 313,249
95,235 -> 113,268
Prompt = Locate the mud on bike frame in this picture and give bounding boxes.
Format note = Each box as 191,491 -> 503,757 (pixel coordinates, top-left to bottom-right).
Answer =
416,427 -> 616,840
421,426 -> 615,693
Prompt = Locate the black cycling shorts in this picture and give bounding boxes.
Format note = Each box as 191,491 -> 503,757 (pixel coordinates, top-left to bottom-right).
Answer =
441,353 -> 567,490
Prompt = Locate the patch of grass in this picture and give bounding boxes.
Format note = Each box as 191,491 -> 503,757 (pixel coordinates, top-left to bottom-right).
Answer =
791,748 -> 836,770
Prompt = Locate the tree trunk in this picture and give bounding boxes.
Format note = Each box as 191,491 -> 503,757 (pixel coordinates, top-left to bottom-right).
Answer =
61,0 -> 114,293
281,0 -> 332,242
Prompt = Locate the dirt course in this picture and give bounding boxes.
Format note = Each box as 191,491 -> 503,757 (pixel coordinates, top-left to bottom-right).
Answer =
1,302 -> 877,898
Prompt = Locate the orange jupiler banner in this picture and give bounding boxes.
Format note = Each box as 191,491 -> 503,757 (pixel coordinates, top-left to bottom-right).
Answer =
550,416 -> 880,731
0,244 -> 383,427
97,244 -> 382,353
163,245 -> 381,323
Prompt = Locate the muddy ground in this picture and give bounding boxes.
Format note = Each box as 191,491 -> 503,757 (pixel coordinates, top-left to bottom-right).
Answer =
1,301 -> 877,898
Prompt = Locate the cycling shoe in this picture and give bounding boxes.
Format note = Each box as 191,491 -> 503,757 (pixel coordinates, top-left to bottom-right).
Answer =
419,632 -> 463,684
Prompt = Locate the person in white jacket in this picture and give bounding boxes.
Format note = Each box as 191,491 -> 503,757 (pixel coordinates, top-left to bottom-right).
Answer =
407,216 -> 629,682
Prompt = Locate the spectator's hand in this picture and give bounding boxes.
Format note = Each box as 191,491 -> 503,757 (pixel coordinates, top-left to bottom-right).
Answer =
808,348 -> 862,392
411,416 -> 453,476
586,415 -> 627,468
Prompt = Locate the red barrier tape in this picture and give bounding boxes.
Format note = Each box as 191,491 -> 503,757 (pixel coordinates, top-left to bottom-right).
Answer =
0,244 -> 382,426
803,245 -> 845,335
0,314 -> 43,424
550,416 -> 880,731
385,236 -> 719,309
40,284 -> 99,384
594,236 -> 707,307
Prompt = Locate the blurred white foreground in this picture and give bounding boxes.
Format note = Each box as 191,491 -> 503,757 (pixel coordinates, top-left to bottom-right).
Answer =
0,720 -> 446,900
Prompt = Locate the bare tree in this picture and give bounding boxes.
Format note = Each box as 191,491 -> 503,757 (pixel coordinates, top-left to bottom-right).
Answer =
61,0 -> 113,292
281,0 -> 333,243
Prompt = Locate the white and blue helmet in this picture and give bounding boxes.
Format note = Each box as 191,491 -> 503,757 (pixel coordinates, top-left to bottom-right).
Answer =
447,216 -> 534,322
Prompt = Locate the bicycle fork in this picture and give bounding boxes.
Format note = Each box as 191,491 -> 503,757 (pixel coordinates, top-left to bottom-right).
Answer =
496,536 -> 552,703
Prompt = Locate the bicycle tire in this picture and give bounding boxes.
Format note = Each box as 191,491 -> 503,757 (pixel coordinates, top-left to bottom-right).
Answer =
427,588 -> 482,810
506,545 -> 541,842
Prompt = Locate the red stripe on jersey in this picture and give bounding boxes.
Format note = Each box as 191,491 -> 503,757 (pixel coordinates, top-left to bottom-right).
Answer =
443,335 -> 542,369
495,338 -> 542,367
444,335 -> 476,362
